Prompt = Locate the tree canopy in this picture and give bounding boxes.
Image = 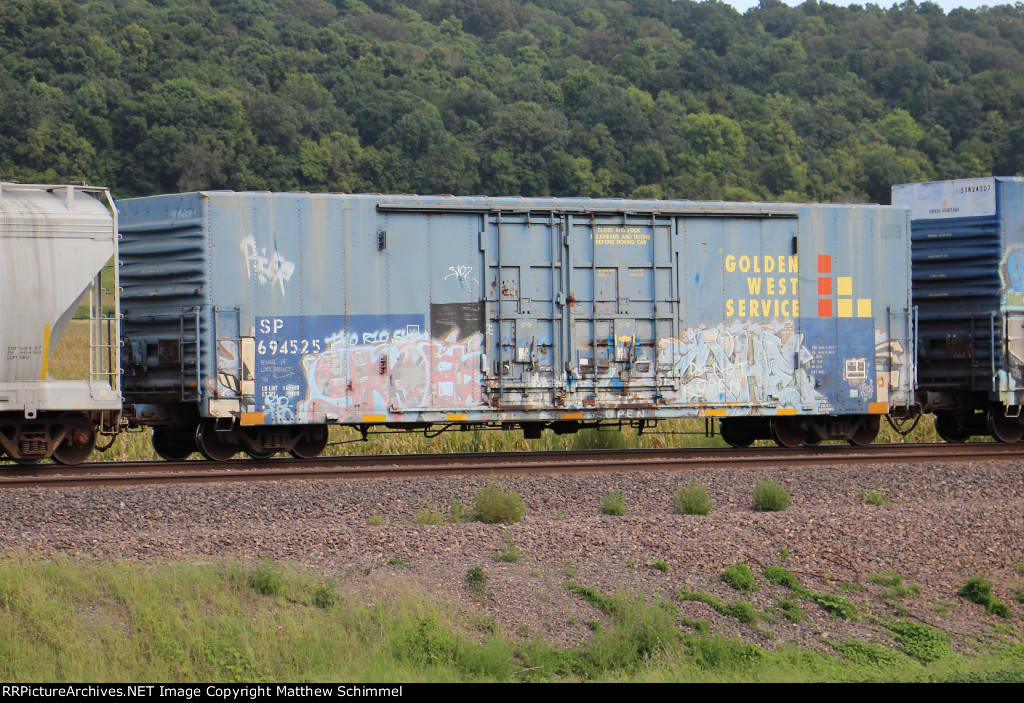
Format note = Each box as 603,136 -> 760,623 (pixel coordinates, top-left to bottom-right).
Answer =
2,0 -> 1023,203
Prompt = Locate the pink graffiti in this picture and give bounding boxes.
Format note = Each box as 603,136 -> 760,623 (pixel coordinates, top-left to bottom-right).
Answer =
297,327 -> 483,421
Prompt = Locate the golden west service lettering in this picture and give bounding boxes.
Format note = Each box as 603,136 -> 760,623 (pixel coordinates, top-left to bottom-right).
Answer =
724,254 -> 800,318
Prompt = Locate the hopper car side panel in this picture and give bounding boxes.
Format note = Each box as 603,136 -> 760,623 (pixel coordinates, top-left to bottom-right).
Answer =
0,182 -> 120,464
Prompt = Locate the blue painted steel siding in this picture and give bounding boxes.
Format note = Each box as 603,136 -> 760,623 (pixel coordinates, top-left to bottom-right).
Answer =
118,192 -> 211,406
117,192 -> 913,424
896,177 -> 1024,398
672,205 -> 910,415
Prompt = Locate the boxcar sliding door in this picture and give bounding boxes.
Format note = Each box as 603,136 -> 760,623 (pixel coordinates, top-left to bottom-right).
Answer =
564,213 -> 678,409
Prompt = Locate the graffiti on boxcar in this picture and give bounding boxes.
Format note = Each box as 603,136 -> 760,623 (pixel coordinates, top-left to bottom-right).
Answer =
263,393 -> 296,423
241,235 -> 296,295
208,339 -> 241,397
296,325 -> 484,420
445,265 -> 479,295
656,320 -> 824,408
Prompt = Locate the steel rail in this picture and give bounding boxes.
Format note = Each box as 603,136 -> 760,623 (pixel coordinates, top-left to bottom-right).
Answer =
0,442 -> 1021,489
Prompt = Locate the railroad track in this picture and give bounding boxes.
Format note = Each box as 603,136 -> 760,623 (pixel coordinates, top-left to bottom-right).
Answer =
0,442 -> 1020,489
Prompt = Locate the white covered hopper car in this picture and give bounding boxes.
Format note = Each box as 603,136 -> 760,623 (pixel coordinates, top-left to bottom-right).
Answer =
0,183 -> 120,464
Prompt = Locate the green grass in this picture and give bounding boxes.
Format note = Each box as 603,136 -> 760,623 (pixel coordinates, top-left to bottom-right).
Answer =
565,582 -> 623,616
763,565 -> 801,590
674,482 -> 714,516
473,480 -> 526,524
721,564 -> 758,594
869,572 -> 921,599
465,566 -> 488,595
248,559 -> 284,596
885,620 -> 952,664
600,490 -> 627,516
675,590 -> 760,626
494,534 -> 521,563
753,480 -> 791,512
413,502 -> 447,525
3,553 -> 1024,682
450,497 -> 467,524
776,599 -> 803,623
859,490 -> 892,507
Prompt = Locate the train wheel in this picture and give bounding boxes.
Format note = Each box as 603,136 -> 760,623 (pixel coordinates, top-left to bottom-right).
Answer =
52,415 -> 96,466
802,434 -> 823,447
771,418 -> 805,448
290,426 -> 329,459
246,450 -> 275,460
196,421 -> 236,461
934,413 -> 970,443
719,419 -> 754,448
987,407 -> 1024,443
152,427 -> 195,461
847,415 -> 880,446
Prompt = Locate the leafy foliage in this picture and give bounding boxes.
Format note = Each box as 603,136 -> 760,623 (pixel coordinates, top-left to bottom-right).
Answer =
959,575 -> 1012,618
675,590 -> 759,626
885,620 -> 951,664
800,590 -> 858,621
4,0 -> 1024,203
312,585 -> 337,609
721,564 -> 758,594
763,565 -> 801,590
834,640 -> 903,667
776,598 -> 802,623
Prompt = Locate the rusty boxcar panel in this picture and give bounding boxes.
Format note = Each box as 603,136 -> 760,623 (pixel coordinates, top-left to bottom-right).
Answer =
117,193 -> 913,427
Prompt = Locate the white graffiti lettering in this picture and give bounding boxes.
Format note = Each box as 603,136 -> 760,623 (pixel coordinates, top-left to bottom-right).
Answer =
326,326 -> 426,349
241,236 -> 296,295
445,265 -> 479,293
656,320 -> 825,407
263,393 -> 295,424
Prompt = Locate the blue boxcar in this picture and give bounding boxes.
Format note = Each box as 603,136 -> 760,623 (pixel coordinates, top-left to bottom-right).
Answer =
894,176 -> 1024,442
117,192 -> 913,458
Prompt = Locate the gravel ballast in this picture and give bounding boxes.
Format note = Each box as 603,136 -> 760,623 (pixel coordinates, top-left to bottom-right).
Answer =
1,459 -> 1022,652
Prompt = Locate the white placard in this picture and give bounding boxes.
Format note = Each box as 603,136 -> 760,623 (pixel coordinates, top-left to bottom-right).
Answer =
892,177 -> 996,220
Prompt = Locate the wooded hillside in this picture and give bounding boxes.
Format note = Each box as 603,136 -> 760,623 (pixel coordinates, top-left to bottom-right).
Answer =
2,0 -> 1023,202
